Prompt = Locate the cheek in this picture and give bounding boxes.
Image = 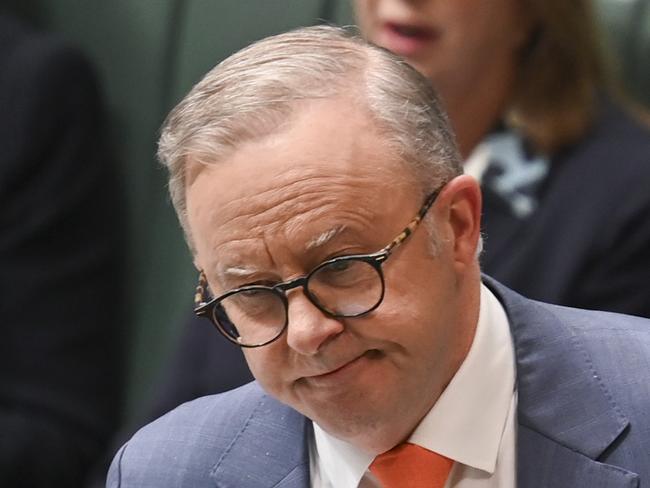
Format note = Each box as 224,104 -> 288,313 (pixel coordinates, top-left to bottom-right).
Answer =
370,272 -> 441,341
243,347 -> 287,395
379,252 -> 458,331
367,287 -> 453,397
442,0 -> 513,48
466,0 -> 527,50
378,276 -> 461,378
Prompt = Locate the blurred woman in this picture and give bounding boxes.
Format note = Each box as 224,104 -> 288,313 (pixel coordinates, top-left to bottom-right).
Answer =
356,0 -> 650,317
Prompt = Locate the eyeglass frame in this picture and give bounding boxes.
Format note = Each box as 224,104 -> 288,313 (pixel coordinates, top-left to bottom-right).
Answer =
193,187 -> 442,348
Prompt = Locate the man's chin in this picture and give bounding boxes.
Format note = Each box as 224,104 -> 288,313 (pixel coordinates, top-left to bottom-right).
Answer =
309,405 -> 414,454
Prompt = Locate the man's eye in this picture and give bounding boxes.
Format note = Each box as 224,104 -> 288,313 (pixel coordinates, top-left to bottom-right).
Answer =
328,260 -> 352,273
240,289 -> 264,297
314,259 -> 360,282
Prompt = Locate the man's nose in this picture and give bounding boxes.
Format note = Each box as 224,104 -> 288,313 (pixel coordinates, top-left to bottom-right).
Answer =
285,291 -> 344,355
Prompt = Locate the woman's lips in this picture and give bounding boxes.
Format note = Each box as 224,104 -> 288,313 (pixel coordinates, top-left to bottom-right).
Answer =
377,22 -> 439,57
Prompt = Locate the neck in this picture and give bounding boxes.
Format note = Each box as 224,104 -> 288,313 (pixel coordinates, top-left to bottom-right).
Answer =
439,64 -> 517,159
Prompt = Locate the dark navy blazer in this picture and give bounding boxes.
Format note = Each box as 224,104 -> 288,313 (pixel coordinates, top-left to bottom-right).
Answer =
481,100 -> 650,318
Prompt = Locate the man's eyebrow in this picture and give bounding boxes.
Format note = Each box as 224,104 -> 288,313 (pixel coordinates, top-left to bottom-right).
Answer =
304,225 -> 348,252
217,265 -> 261,283
214,226 -> 349,284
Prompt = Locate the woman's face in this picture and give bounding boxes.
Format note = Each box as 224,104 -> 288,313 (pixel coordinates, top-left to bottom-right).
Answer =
354,0 -> 532,99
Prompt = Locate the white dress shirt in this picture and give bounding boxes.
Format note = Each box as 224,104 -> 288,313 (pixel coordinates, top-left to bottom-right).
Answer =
309,284 -> 517,488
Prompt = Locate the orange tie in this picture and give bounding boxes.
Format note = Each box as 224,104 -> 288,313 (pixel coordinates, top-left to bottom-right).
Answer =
369,443 -> 454,488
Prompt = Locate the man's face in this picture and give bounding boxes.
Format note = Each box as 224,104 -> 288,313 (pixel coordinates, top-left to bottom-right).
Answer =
186,98 -> 479,453
354,0 -> 531,99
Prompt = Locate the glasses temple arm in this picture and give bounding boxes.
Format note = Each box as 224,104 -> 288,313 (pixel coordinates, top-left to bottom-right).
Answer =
381,189 -> 440,256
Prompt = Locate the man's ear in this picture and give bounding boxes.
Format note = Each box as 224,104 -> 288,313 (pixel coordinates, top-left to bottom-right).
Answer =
434,175 -> 482,267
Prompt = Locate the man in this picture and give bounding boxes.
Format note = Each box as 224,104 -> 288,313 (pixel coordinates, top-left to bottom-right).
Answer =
108,26 -> 650,487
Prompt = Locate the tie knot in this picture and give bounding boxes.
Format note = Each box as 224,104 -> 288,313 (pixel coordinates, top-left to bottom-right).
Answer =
369,443 -> 453,488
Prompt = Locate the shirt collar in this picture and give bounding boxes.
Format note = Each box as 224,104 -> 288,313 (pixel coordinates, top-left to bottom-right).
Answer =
311,283 -> 516,485
408,283 -> 515,473
312,423 -> 374,487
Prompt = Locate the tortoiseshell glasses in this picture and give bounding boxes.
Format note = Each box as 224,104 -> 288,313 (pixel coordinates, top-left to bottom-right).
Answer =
193,189 -> 441,348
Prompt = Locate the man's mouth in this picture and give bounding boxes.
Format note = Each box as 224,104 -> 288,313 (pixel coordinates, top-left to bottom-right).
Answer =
302,350 -> 383,387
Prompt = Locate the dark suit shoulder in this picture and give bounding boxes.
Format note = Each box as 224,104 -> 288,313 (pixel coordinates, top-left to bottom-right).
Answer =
553,99 -> 650,196
593,99 -> 650,149
0,13 -> 94,89
482,98 -> 650,317
0,15 -> 102,194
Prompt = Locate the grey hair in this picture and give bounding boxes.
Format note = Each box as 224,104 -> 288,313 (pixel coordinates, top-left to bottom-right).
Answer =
158,25 -> 462,250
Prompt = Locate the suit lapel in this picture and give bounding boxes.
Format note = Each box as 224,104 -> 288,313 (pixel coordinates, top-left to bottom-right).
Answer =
210,392 -> 310,488
484,277 -> 639,487
517,425 -> 638,488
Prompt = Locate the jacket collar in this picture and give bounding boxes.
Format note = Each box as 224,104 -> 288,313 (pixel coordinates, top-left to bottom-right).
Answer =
483,276 -> 638,487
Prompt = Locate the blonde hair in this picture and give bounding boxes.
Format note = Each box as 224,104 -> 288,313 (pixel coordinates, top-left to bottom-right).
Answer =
158,25 -> 461,247
508,0 -> 609,153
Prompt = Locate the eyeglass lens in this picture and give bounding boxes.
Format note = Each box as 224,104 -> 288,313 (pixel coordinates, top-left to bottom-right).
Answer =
212,258 -> 384,346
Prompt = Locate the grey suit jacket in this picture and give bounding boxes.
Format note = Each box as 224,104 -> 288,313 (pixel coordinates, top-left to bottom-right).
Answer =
107,278 -> 650,487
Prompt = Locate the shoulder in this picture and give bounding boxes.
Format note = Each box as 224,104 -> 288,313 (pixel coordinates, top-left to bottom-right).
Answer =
542,303 -> 650,388
0,15 -> 105,190
536,303 -> 650,462
509,284 -> 650,368
554,98 -> 650,183
489,278 -> 650,464
107,383 -> 291,487
497,279 -> 650,427
0,14 -> 95,89
541,301 -> 650,353
573,97 -> 650,159
545,98 -> 650,248
488,276 -> 650,397
0,14 -> 100,144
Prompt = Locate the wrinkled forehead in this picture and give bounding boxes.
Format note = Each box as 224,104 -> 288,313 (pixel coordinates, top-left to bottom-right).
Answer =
186,96 -> 415,226
187,148 -> 407,249
184,97 -> 421,276
188,164 -> 412,288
